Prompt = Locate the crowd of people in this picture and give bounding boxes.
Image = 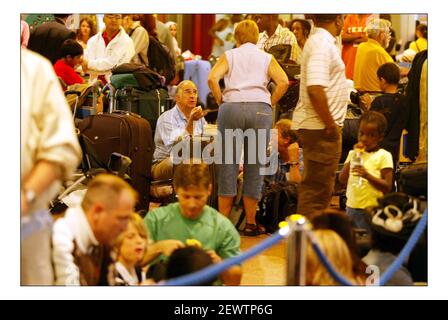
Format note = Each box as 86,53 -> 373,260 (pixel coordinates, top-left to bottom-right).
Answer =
20,13 -> 427,286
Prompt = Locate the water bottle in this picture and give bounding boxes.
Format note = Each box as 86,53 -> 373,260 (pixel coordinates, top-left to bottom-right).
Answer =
350,148 -> 364,187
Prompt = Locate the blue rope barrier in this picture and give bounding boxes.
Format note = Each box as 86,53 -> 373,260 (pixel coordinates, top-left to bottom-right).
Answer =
161,209 -> 428,286
379,209 -> 428,286
308,233 -> 355,286
162,231 -> 285,286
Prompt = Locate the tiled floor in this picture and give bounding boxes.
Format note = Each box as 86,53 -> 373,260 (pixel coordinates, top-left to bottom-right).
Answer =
240,234 -> 287,286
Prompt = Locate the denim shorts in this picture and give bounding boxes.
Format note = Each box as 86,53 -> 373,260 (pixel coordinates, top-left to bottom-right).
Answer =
217,102 -> 272,200
346,207 -> 372,234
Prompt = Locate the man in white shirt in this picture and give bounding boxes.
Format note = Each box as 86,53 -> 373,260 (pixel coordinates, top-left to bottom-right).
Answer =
52,174 -> 137,285
82,14 -> 135,83
291,14 -> 348,218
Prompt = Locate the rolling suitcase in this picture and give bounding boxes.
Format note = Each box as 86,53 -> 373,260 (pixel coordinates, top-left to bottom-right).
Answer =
77,111 -> 154,211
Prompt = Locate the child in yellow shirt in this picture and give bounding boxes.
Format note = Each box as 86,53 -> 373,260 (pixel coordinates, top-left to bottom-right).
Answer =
339,111 -> 394,232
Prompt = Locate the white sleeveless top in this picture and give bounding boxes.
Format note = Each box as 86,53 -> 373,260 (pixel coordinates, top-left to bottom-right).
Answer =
223,43 -> 272,105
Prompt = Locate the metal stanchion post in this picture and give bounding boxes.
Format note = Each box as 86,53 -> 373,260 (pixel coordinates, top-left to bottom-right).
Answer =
92,80 -> 99,115
286,215 -> 311,285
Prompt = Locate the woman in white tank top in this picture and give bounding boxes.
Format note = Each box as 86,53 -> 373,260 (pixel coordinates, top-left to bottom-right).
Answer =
208,19 -> 289,236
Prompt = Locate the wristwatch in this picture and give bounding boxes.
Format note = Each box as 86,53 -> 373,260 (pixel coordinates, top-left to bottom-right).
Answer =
23,188 -> 37,206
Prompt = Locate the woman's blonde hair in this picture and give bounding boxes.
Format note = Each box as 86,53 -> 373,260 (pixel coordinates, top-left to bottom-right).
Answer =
234,19 -> 259,45
114,213 -> 149,261
306,230 -> 359,286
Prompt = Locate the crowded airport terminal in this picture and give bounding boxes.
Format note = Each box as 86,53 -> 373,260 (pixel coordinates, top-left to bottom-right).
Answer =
20,13 -> 427,287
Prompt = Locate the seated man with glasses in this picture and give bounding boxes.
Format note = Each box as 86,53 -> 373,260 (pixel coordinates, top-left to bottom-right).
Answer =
82,14 -> 135,84
151,80 -> 208,181
144,163 -> 242,285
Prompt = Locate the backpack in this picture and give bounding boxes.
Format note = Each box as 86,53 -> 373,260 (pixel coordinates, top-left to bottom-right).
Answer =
397,162 -> 427,198
111,62 -> 163,91
256,181 -> 299,233
146,35 -> 176,85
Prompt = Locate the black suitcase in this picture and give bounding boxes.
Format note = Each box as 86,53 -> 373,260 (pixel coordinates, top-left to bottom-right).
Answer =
398,162 -> 427,198
115,87 -> 173,131
77,111 -> 154,211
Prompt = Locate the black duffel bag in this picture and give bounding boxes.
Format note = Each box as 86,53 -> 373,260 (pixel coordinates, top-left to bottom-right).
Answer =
111,63 -> 164,91
398,162 -> 427,198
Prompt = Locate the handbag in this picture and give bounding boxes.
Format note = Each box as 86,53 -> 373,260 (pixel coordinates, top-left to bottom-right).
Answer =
280,63 -> 301,81
266,44 -> 291,63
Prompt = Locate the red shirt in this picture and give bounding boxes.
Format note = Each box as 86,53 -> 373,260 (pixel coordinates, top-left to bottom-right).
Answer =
102,30 -> 120,46
98,30 -> 120,84
341,14 -> 372,80
53,59 -> 84,86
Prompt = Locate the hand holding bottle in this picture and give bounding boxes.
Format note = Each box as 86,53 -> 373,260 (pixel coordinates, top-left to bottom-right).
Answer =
350,142 -> 366,186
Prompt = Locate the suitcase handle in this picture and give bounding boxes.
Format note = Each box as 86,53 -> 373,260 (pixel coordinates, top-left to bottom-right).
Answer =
65,90 -> 81,96
111,110 -> 142,119
112,110 -> 131,116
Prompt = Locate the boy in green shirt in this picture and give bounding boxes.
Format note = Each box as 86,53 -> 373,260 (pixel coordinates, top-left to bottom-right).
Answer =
144,163 -> 242,285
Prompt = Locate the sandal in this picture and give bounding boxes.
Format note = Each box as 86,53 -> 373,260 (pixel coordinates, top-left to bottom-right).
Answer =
243,223 -> 265,236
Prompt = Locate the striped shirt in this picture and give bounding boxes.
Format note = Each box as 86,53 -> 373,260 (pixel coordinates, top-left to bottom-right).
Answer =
258,24 -> 300,64
292,27 -> 348,130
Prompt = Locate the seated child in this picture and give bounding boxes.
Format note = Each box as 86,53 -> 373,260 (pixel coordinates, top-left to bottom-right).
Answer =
165,246 -> 216,285
114,213 -> 149,285
54,39 -> 85,87
339,111 -> 394,233
144,162 -> 242,285
360,62 -> 409,166
269,119 -> 302,184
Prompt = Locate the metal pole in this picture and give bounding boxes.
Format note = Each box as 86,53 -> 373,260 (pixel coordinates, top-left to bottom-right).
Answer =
91,80 -> 99,115
286,215 -> 311,286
